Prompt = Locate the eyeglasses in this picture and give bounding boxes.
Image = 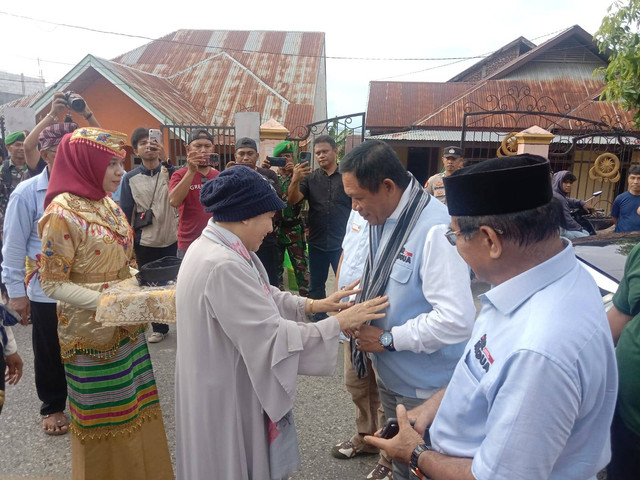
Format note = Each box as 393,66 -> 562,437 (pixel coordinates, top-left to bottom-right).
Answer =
444,227 -> 503,246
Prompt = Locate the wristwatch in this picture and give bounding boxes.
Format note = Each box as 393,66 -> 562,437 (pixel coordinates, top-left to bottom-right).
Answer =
410,443 -> 431,479
379,330 -> 395,351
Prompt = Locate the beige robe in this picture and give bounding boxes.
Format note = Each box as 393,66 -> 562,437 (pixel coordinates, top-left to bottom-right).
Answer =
175,224 -> 340,480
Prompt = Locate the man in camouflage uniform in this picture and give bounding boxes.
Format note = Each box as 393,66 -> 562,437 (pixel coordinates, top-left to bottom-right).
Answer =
267,141 -> 310,296
0,131 -> 31,301
0,131 -> 31,237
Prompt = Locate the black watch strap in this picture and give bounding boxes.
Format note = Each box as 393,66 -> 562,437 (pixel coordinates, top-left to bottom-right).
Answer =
410,443 -> 430,479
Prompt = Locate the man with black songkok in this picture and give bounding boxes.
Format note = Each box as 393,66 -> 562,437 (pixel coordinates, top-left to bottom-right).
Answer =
365,154 -> 618,480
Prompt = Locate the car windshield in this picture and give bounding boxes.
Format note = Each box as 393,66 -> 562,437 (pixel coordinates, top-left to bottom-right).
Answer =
573,232 -> 640,295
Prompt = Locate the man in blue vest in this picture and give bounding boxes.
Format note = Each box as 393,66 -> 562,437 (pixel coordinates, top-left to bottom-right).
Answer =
365,154 -> 617,480
341,140 -> 475,480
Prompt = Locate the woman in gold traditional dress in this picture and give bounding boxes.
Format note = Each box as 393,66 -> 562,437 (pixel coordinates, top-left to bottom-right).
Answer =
38,128 -> 173,480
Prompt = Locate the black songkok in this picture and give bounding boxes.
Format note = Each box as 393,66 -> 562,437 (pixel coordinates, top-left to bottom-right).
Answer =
443,154 -> 552,216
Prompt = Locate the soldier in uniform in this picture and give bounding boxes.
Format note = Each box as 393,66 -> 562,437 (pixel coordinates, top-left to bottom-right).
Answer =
263,141 -> 310,295
0,131 -> 32,301
424,146 -> 464,205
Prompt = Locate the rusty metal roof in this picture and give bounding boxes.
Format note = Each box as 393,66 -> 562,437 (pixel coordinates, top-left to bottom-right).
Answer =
111,30 -> 325,130
366,81 -> 472,132
99,59 -> 206,124
413,79 -> 635,130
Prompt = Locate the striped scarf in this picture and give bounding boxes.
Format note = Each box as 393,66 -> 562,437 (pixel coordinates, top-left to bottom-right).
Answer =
350,175 -> 430,378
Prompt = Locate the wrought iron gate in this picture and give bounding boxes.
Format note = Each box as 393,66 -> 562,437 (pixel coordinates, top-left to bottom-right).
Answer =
287,113 -> 366,169
159,124 -> 235,169
459,86 -> 640,214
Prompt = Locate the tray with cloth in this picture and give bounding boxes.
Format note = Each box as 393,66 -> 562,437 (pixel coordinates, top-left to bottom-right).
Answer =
96,256 -> 180,326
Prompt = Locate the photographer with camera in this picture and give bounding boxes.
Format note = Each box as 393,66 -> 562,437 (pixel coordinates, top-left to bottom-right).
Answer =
24,91 -> 99,173
120,127 -> 178,343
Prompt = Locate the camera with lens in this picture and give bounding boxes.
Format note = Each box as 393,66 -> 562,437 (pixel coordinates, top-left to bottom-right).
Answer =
64,91 -> 86,113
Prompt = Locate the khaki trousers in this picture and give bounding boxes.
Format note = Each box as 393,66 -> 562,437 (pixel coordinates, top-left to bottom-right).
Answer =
343,344 -> 391,467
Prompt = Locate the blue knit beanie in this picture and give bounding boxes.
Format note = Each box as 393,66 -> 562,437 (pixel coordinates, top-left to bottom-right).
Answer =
200,166 -> 286,221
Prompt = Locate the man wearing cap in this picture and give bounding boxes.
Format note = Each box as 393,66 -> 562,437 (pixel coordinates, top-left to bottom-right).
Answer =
424,146 -> 465,205
0,131 -> 31,238
365,154 -> 617,480
121,127 -> 179,343
169,128 -> 219,257
262,141 -> 310,295
1,121 -> 78,435
230,137 -> 282,286
341,140 -> 475,480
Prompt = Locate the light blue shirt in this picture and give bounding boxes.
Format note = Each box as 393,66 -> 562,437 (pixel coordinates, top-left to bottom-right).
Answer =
430,241 -> 618,480
338,210 -> 369,290
1,168 -> 54,303
369,185 -> 475,399
111,171 -> 126,204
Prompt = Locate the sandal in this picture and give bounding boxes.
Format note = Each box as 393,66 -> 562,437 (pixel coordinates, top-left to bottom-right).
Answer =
42,412 -> 69,436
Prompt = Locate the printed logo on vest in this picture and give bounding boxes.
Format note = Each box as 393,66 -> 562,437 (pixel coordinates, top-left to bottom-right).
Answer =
351,222 -> 361,232
473,334 -> 494,373
397,248 -> 413,264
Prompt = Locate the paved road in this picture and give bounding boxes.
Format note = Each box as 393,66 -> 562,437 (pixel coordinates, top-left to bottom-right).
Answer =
0,279 -> 491,480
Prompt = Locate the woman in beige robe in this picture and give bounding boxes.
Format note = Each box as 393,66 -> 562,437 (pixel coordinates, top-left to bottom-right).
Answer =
175,166 -> 387,480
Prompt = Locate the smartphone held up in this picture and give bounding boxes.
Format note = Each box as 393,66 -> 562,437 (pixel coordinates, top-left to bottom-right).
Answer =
267,156 -> 287,167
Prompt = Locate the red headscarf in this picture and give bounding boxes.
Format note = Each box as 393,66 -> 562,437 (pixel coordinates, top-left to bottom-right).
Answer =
45,128 -> 127,208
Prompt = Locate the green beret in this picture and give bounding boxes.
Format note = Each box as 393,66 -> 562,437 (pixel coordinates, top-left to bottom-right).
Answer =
273,141 -> 294,157
5,130 -> 27,146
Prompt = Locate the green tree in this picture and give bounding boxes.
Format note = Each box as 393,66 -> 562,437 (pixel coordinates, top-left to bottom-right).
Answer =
595,0 -> 640,126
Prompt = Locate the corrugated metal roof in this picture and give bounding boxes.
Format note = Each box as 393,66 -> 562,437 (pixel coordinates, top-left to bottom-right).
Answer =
100,60 -> 206,124
111,30 -> 325,130
413,78 -> 636,130
366,81 -> 472,132
369,129 -> 639,144
0,91 -> 42,115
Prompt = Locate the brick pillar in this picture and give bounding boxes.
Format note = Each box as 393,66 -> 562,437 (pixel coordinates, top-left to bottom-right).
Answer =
515,125 -> 555,157
259,119 -> 289,163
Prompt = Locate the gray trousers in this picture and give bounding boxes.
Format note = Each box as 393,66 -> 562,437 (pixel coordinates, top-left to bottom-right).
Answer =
377,379 -> 426,480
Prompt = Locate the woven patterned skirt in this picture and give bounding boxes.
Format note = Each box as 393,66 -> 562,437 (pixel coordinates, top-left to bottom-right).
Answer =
65,332 -> 173,480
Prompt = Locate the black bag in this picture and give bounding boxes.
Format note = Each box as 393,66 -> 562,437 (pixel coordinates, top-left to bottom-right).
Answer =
133,209 -> 153,230
131,170 -> 161,231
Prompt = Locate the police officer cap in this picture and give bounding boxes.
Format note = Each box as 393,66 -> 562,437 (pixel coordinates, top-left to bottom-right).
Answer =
443,154 -> 552,216
443,146 -> 463,158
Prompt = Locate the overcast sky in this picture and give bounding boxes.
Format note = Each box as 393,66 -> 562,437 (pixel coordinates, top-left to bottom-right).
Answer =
1,0 -> 614,119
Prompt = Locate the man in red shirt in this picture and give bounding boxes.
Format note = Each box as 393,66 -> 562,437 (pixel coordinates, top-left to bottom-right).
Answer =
169,129 -> 219,257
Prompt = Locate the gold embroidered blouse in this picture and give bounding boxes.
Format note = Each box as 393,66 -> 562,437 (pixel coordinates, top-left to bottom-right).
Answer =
38,193 -> 145,362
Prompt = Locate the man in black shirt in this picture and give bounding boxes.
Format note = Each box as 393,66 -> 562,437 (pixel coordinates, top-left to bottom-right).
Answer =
288,135 -> 351,319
